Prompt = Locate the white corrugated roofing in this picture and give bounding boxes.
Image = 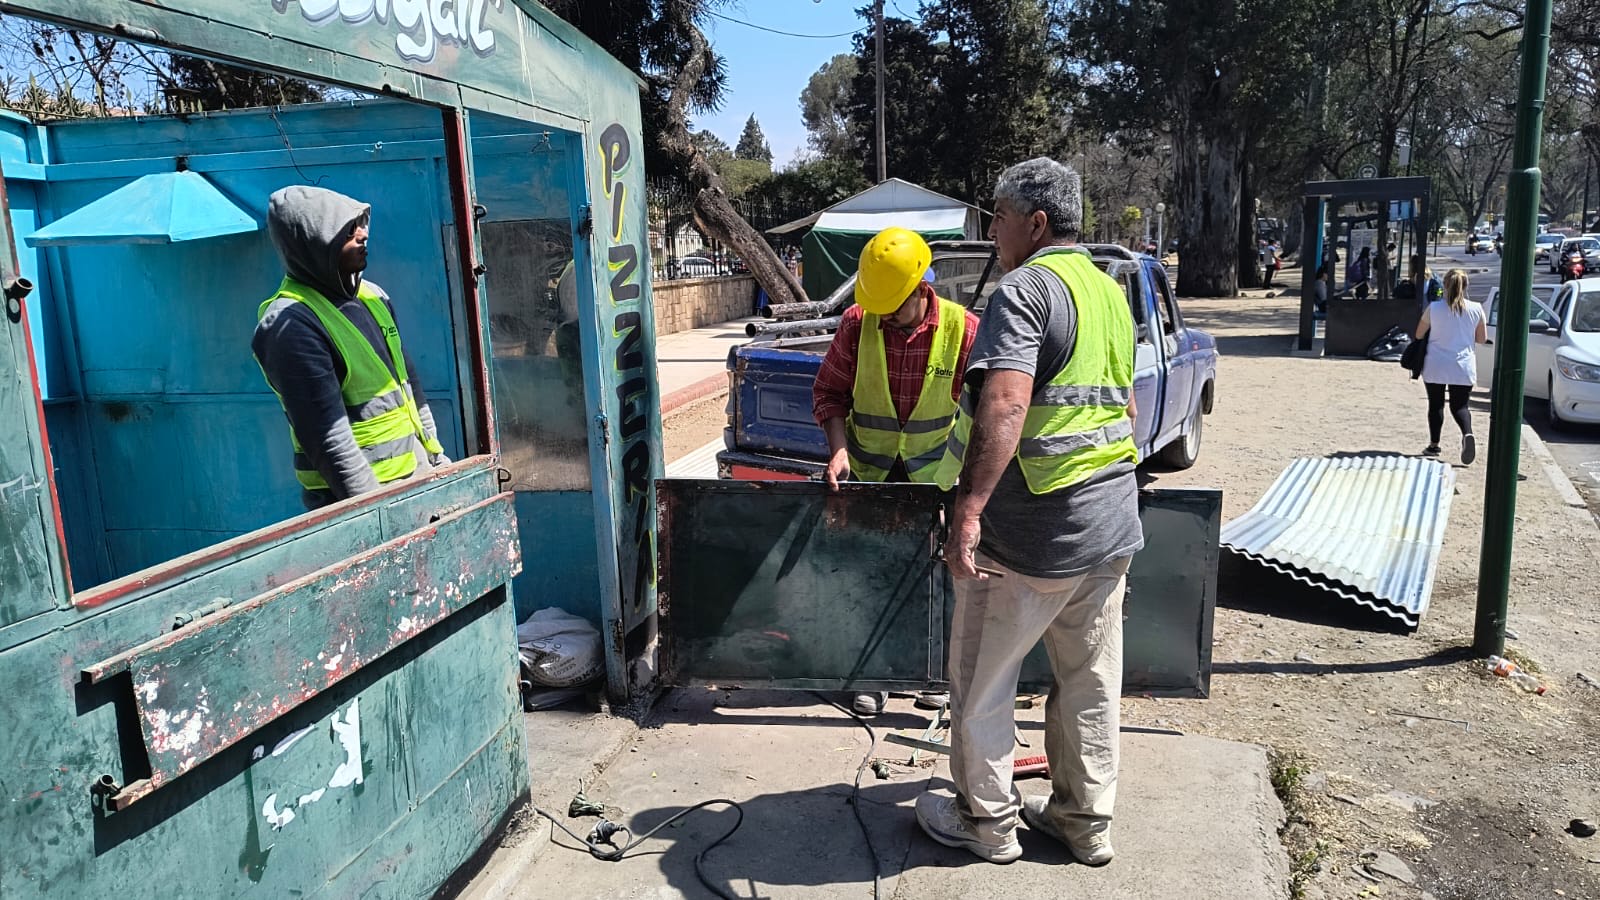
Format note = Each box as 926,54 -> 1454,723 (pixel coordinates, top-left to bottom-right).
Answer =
1220,455 -> 1455,629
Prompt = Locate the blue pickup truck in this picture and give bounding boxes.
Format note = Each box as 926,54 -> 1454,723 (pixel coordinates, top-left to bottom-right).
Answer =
716,241 -> 1218,480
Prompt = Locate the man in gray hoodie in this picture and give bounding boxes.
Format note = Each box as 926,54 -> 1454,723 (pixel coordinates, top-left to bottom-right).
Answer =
254,185 -> 448,510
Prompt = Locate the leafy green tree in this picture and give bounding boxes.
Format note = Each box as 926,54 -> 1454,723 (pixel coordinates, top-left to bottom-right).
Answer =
735,114 -> 772,162
919,0 -> 1059,205
845,13 -> 949,189
747,157 -> 869,212
800,53 -> 859,159
164,56 -> 324,110
1119,206 -> 1144,244
1063,0 -> 1324,295
542,0 -> 806,304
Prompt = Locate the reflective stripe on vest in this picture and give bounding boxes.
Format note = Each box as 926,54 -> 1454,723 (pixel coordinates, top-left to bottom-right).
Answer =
258,277 -> 443,492
936,249 -> 1136,493
847,297 -> 967,483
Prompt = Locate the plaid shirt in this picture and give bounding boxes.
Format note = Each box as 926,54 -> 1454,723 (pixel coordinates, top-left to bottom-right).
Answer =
812,299 -> 979,427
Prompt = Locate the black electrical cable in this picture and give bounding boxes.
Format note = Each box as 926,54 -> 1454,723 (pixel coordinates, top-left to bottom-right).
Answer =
708,11 -> 859,39
533,695 -> 884,900
812,692 -> 884,900
535,799 -> 745,900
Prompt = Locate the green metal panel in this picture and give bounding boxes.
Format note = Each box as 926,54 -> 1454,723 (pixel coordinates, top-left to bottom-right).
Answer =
0,5 -> 651,893
1013,487 -> 1221,697
0,471 -> 528,899
81,494 -> 522,810
0,161 -> 65,626
657,480 -> 1221,697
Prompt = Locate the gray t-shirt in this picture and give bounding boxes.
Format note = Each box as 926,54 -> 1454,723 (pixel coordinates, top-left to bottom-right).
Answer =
964,246 -> 1143,578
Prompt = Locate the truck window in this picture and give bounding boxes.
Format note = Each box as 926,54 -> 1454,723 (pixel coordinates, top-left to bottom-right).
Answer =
1147,270 -> 1179,357
1122,273 -> 1152,343
932,255 -> 1000,312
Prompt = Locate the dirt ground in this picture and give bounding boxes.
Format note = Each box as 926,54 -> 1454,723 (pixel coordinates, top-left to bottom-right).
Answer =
1136,290 -> 1600,900
662,391 -> 730,465
658,291 -> 1600,899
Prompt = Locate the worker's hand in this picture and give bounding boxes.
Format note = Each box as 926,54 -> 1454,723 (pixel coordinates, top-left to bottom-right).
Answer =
824,449 -> 850,492
945,507 -> 986,581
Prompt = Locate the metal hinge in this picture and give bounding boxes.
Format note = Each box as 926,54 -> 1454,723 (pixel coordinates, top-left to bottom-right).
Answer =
577,204 -> 593,238
595,412 -> 610,448
172,596 -> 233,631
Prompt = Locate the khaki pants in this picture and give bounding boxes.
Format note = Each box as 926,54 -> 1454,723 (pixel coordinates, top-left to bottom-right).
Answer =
947,551 -> 1129,843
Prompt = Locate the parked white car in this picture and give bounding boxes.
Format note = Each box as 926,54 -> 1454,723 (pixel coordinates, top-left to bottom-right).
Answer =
1476,280 -> 1600,426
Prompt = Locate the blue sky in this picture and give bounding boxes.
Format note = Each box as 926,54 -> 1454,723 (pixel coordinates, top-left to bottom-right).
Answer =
694,3 -> 883,166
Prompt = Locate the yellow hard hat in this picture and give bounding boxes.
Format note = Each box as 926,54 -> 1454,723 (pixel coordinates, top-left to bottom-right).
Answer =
855,227 -> 931,316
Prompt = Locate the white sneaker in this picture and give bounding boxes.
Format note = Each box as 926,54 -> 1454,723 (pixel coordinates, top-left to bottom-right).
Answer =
1022,795 -> 1114,866
851,692 -> 886,716
914,793 -> 1022,864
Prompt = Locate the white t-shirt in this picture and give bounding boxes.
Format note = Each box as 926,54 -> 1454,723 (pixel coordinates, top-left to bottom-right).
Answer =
1421,299 -> 1485,386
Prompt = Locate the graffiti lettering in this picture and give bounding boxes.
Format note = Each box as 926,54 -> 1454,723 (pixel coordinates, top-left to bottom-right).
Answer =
599,124 -> 655,617
271,0 -> 505,64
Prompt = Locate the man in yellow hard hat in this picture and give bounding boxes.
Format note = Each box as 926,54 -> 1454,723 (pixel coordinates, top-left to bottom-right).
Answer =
812,226 -> 979,715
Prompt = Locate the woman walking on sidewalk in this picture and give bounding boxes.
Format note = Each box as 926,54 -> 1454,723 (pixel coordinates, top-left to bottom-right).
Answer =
1414,268 -> 1487,463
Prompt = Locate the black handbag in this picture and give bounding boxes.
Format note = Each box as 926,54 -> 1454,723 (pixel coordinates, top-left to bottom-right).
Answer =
1400,330 -> 1428,379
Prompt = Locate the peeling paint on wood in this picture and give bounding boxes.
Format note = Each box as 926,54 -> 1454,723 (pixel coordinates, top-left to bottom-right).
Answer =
82,493 -> 521,808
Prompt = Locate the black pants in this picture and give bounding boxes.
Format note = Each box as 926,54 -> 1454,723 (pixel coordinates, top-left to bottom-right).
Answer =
1425,382 -> 1472,444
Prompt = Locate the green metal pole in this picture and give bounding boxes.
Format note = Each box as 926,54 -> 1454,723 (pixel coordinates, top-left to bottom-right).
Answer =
1475,0 -> 1554,658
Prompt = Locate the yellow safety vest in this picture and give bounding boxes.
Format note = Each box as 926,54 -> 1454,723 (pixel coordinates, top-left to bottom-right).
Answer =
847,297 -> 967,482
937,250 -> 1136,493
258,277 -> 443,492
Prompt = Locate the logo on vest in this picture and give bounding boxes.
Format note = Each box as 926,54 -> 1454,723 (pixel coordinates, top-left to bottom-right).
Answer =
927,364 -> 956,378
271,0 -> 506,64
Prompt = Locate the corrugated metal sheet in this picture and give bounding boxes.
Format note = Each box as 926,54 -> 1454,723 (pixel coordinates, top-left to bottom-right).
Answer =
1220,455 -> 1455,629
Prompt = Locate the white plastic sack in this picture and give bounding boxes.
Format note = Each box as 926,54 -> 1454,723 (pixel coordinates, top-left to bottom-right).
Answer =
517,608 -> 603,687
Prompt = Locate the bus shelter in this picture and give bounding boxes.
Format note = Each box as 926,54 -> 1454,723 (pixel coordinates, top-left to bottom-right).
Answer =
1298,176 -> 1433,354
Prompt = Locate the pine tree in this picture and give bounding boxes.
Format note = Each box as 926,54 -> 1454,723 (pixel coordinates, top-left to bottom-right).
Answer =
735,114 -> 772,162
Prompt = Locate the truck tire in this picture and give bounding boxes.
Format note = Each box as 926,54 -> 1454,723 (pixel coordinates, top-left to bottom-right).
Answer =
1159,403 -> 1204,469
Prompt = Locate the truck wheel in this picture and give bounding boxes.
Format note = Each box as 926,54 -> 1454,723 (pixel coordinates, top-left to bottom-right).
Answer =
1160,404 -> 1204,469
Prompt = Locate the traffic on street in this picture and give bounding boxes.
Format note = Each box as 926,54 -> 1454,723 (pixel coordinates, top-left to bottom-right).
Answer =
1456,252 -> 1600,520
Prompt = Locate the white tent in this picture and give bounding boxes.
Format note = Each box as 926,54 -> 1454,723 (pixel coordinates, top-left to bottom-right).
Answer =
771,178 -> 983,301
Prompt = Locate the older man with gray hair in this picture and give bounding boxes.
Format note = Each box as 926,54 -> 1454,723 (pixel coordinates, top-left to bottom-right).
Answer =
917,157 -> 1142,866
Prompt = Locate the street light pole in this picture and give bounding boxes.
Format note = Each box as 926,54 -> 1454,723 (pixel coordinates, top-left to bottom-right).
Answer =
1475,0 -> 1555,658
1155,202 -> 1166,256
874,0 -> 887,183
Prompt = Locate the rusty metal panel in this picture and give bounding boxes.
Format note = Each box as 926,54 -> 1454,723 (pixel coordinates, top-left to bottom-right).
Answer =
81,493 -> 522,810
1013,487 -> 1222,698
1221,455 -> 1453,629
657,481 -> 1221,697
658,480 -> 946,690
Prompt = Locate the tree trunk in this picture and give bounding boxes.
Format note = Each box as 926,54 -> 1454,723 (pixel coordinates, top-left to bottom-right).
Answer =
656,19 -> 806,306
1237,157 -> 1260,290
1173,111 -> 1243,297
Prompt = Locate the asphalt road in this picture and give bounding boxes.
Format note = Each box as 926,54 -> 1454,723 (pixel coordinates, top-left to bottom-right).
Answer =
1449,251 -> 1600,518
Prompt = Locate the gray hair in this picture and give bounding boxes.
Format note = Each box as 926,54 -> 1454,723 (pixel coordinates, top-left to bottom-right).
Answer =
993,157 -> 1082,238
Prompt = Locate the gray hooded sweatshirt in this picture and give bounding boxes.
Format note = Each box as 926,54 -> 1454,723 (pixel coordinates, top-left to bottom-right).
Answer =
253,185 -> 444,510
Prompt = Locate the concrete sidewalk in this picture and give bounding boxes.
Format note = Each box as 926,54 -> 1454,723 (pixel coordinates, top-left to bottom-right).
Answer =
658,317 -> 759,414
478,691 -> 1289,900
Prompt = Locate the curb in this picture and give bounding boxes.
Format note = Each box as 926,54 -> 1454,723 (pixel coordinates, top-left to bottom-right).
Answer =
661,373 -> 727,416
1520,423 -> 1589,510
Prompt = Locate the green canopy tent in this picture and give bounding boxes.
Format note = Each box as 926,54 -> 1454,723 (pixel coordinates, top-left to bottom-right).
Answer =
769,178 -> 982,302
